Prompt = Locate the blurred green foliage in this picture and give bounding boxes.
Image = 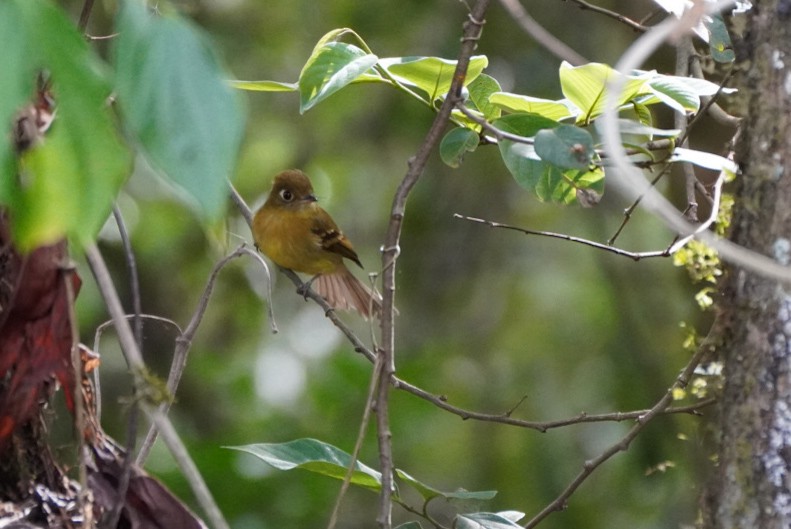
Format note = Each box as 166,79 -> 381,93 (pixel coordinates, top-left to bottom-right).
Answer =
51,0 -> 725,528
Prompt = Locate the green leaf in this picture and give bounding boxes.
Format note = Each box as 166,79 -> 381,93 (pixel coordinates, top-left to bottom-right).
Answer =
380,55 -> 488,101
632,102 -> 653,126
440,128 -> 479,168
230,80 -> 298,92
493,113 -> 561,138
227,439 -> 383,491
489,92 -> 574,121
706,14 -> 735,63
456,512 -> 524,529
396,469 -> 497,502
298,41 -> 378,113
534,125 -> 595,170
1,0 -> 130,249
467,74 -> 502,120
114,1 -> 244,220
646,77 -> 700,113
558,62 -> 650,124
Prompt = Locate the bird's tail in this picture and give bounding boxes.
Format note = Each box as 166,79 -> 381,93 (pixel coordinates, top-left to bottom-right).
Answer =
313,267 -> 382,320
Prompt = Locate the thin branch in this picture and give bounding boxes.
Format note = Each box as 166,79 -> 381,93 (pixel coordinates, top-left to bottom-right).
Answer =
326,354 -> 383,529
498,0 -> 588,65
378,3 -> 491,526
85,243 -> 230,529
136,244 -> 276,465
392,376 -> 715,432
455,213 -> 672,260
524,339 -> 710,528
563,0 -> 648,32
77,0 -> 95,33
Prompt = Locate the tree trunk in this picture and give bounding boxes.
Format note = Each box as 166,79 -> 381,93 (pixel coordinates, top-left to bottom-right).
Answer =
702,1 -> 791,527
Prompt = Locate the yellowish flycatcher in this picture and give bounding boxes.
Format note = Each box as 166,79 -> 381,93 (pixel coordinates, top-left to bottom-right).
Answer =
253,170 -> 382,319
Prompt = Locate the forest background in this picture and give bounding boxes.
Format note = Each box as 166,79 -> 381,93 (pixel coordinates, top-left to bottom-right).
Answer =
33,0 -> 737,528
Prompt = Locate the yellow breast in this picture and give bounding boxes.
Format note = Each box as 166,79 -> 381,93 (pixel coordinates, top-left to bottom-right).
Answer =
252,204 -> 342,275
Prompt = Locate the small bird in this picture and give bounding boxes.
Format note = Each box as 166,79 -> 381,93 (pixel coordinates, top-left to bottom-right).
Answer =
253,170 -> 382,319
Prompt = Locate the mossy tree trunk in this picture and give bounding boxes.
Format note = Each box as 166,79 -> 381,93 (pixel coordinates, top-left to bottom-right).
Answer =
702,1 -> 791,527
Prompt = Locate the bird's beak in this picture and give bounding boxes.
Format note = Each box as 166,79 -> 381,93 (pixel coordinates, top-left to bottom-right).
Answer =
305,193 -> 318,202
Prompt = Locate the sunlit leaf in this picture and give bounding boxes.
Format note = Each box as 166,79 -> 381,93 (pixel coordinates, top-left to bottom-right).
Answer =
468,74 -> 502,120
558,62 -> 650,124
1,0 -> 130,249
440,128 -> 479,168
227,439 -> 383,491
299,41 -> 378,113
380,55 -> 488,101
114,1 -> 244,220
489,92 -> 575,121
670,147 -> 737,173
230,80 -> 298,92
534,125 -> 595,170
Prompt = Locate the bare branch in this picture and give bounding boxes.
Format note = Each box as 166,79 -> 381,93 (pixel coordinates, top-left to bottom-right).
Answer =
498,0 -> 588,65
563,0 -> 649,32
136,243 -> 276,465
524,336 -> 711,528
85,243 -> 230,529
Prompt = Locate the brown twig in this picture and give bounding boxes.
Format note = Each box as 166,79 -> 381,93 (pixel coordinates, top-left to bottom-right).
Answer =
524,340 -> 710,528
378,3 -> 491,526
136,243 -> 276,465
563,0 -> 648,32
77,0 -> 96,33
498,0 -> 587,65
455,213 -> 674,260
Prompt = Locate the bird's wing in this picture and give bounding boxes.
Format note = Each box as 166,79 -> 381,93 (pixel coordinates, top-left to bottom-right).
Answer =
311,209 -> 363,268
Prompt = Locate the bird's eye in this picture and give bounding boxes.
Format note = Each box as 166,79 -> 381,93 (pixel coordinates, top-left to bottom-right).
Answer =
279,189 -> 294,202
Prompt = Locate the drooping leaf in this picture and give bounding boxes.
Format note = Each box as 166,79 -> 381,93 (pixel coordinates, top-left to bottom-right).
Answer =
534,124 -> 595,170
227,438 -> 383,491
558,62 -> 650,124
489,92 -> 574,121
114,1 -> 244,220
467,74 -> 502,120
395,469 -> 497,502
440,128 -> 479,168
1,0 -> 130,249
380,55 -> 488,101
456,512 -> 524,529
230,80 -> 298,92
298,41 -> 378,112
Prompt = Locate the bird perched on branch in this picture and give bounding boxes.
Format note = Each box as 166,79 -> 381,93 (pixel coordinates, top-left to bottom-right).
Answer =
253,170 -> 382,319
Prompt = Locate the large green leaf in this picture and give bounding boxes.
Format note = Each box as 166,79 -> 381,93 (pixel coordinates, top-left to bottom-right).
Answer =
494,115 -> 603,204
114,1 -> 244,220
534,124 -> 595,170
489,92 -> 574,121
706,13 -> 735,63
298,41 -> 378,113
440,128 -> 479,168
227,439 -> 383,491
467,74 -> 502,120
0,0 -> 130,249
558,62 -> 650,124
380,55 -> 488,101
